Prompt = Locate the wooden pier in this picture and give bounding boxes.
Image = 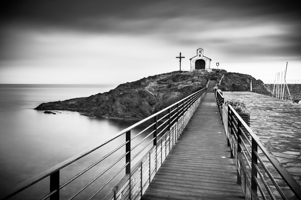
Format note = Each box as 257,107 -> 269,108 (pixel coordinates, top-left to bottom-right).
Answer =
142,93 -> 244,199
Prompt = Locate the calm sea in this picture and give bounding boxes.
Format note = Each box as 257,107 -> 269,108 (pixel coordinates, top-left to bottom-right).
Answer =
0,84 -> 144,198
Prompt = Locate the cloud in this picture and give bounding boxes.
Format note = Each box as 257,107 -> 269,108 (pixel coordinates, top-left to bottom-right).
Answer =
1,0 -> 300,31
1,0 -> 301,83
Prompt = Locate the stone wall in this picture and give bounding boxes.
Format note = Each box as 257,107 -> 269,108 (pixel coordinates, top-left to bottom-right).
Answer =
224,92 -> 301,186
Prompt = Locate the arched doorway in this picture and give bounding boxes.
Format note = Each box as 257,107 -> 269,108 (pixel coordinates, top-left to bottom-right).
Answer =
195,59 -> 205,69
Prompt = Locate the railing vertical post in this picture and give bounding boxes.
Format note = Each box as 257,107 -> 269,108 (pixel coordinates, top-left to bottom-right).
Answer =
237,122 -> 241,153
161,128 -> 163,165
174,103 -> 179,139
153,116 -> 158,147
126,130 -> 131,174
216,90 -> 219,109
174,105 -> 177,143
227,106 -> 231,146
125,130 -> 131,200
165,132 -> 167,159
169,127 -> 172,151
148,152 -> 151,184
216,90 -> 224,123
251,138 -> 258,199
228,108 -> 233,158
176,103 -> 180,144
168,108 -> 172,152
113,187 -> 117,200
50,171 -> 60,200
237,121 -> 242,184
140,162 -> 143,198
153,115 -> 158,172
220,95 -> 224,122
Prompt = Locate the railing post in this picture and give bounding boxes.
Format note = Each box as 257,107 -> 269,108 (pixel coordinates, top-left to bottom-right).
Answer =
237,121 -> 242,153
228,108 -> 233,158
220,95 -> 224,122
251,138 -> 258,199
140,162 -> 143,198
175,104 -> 180,144
237,121 -> 242,184
148,152 -> 151,184
168,108 -> 172,152
161,133 -> 163,165
50,171 -> 60,200
125,130 -> 131,199
126,130 -> 131,174
165,131 -> 167,159
153,116 -> 158,146
216,90 -> 224,123
113,186 -> 117,200
153,116 -> 158,172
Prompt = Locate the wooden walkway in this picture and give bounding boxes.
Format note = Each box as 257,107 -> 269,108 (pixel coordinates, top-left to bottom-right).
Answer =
142,93 -> 244,200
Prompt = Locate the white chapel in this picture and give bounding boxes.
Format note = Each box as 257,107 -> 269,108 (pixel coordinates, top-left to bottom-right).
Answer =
189,48 -> 212,71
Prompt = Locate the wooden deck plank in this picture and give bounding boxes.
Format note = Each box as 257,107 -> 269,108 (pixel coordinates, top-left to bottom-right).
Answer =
142,93 -> 244,200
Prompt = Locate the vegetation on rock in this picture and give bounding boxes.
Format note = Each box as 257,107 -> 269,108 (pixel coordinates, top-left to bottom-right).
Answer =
225,99 -> 250,114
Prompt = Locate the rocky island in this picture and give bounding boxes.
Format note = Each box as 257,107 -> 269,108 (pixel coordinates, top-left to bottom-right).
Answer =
35,70 -> 270,121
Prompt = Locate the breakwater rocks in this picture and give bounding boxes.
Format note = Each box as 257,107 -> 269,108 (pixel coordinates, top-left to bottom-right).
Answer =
224,92 -> 301,185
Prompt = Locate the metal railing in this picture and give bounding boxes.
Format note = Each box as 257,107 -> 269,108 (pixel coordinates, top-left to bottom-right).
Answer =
216,89 -> 301,200
1,86 -> 207,200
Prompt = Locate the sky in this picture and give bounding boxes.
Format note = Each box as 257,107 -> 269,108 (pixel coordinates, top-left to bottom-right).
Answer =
0,0 -> 301,84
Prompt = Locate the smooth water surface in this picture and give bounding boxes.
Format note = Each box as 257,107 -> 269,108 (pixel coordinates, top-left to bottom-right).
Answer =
0,84 -> 144,198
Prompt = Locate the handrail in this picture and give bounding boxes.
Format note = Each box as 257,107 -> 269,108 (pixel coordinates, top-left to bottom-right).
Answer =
216,89 -> 301,200
1,86 -> 207,200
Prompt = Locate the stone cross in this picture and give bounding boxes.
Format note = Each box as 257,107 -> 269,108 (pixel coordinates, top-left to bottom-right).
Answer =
176,52 -> 185,71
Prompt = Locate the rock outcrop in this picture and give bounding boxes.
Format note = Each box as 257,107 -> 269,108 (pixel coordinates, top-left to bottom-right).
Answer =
35,70 -> 270,121
218,72 -> 271,95
36,71 -> 208,121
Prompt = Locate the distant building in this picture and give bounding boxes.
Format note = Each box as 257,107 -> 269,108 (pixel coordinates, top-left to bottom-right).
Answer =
190,48 -> 212,71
